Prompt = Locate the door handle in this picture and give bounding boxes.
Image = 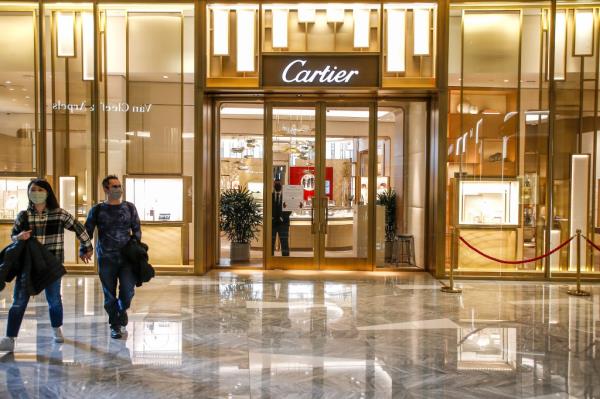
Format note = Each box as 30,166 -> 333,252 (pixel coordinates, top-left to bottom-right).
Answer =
322,196 -> 329,234
310,204 -> 316,234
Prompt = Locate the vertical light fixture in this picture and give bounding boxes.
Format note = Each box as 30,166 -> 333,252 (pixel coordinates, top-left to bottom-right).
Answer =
56,12 -> 75,57
553,9 -> 567,80
236,9 -> 255,72
569,154 -> 590,271
386,9 -> 405,72
475,118 -> 483,144
326,4 -> 345,23
82,12 -> 94,80
353,8 -> 370,48
272,8 -> 288,48
413,8 -> 430,56
297,5 -> 316,23
574,9 -> 594,56
213,8 -> 229,56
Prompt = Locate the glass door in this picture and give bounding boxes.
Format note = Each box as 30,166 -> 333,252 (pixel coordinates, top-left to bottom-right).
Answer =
266,104 -> 320,269
319,104 -> 373,270
265,102 -> 374,270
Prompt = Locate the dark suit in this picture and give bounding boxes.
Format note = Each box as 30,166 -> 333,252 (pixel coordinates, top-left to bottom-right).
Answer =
272,191 -> 291,256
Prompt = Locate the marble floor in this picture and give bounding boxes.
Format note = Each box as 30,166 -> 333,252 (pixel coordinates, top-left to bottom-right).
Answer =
0,271 -> 599,398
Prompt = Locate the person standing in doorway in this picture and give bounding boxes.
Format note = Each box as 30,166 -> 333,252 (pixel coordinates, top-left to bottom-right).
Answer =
0,179 -> 93,352
272,179 -> 290,256
85,175 -> 141,339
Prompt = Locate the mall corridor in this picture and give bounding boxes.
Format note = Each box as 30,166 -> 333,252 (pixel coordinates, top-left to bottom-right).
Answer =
0,271 -> 598,398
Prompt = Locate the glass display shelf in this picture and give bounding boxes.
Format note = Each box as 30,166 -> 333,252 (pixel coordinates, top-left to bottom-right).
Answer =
0,177 -> 34,221
458,180 -> 519,226
125,177 -> 185,222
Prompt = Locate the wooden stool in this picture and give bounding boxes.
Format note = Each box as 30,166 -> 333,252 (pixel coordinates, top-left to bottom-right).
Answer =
394,234 -> 415,266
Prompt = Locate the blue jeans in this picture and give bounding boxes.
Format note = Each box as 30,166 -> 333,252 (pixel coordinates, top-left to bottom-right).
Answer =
98,255 -> 135,329
6,277 -> 63,337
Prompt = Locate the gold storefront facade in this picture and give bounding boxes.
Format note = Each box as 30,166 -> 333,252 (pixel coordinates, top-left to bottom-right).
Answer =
0,0 -> 599,280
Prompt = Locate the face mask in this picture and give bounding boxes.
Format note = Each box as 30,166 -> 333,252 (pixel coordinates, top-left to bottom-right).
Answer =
274,183 -> 282,192
108,187 -> 123,201
29,191 -> 47,205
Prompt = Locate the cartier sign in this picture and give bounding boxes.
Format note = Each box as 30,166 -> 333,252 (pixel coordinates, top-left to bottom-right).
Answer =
262,55 -> 379,88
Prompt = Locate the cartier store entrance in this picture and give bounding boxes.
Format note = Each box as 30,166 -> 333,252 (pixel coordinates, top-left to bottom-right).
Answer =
216,99 -> 429,271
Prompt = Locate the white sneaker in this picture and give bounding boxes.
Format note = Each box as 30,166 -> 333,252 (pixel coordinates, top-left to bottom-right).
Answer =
120,326 -> 127,334
52,327 -> 64,343
0,337 -> 15,352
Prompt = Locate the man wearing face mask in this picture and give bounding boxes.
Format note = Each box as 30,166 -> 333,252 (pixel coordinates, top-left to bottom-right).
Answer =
85,175 -> 141,339
272,179 -> 291,256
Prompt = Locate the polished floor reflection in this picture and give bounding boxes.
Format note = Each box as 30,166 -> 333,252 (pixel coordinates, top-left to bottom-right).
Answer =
0,271 -> 599,398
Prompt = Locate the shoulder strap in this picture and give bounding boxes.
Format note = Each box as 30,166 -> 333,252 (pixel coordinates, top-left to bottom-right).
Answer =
93,204 -> 101,227
126,201 -> 136,227
20,210 -> 31,232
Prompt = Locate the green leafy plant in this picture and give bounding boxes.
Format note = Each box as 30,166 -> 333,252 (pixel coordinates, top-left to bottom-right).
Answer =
219,186 -> 262,244
377,189 -> 397,242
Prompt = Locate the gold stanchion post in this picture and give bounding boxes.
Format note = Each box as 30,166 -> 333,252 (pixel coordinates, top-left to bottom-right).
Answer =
568,229 -> 590,297
442,227 -> 462,294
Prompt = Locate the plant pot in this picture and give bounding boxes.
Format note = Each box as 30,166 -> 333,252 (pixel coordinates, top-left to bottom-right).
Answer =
231,242 -> 250,262
384,241 -> 394,263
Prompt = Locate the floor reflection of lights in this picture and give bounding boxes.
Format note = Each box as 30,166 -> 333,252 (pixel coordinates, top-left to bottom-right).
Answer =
458,326 -> 517,372
126,319 -> 182,366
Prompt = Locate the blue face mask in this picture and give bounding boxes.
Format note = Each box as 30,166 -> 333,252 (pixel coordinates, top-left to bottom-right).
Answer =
108,187 -> 123,201
29,191 -> 47,205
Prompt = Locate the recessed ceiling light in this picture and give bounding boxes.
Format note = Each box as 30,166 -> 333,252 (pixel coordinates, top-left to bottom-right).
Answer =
21,88 -> 27,92
162,75 -> 169,79
25,96 -> 30,99
4,80 -> 11,85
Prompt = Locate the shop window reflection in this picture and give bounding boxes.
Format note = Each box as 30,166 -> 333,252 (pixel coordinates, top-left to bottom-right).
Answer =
458,327 -> 517,372
99,3 -> 195,271
126,320 -> 182,366
0,8 -> 38,174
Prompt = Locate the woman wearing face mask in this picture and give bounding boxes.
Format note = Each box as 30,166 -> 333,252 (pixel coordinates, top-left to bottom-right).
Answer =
0,179 -> 94,352
84,175 -> 141,339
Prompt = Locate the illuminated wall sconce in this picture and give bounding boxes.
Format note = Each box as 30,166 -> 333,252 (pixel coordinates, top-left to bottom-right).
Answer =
236,9 -> 255,72
297,5 -> 316,23
272,9 -> 288,48
475,118 -> 483,144
82,12 -> 94,81
413,8 -> 430,56
552,9 -> 567,80
574,9 -> 594,56
353,8 -> 370,48
213,8 -> 230,56
56,12 -> 75,57
326,5 -> 345,23
386,9 -> 405,72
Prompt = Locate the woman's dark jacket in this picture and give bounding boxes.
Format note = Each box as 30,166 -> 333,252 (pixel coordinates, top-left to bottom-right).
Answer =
0,238 -> 66,295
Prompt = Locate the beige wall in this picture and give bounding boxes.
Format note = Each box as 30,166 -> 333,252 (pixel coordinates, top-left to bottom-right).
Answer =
406,102 -> 427,267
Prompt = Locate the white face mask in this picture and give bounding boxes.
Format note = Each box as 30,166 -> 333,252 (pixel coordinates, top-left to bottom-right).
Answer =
29,191 -> 47,205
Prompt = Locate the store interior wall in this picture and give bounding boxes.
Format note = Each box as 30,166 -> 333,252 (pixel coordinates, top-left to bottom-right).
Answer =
407,102 -> 427,268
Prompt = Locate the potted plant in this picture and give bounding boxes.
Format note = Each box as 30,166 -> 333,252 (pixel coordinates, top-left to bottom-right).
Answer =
219,186 -> 262,262
377,189 -> 397,262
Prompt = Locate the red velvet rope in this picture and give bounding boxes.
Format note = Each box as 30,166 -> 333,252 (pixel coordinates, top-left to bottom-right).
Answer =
458,235 -> 574,265
584,235 -> 600,253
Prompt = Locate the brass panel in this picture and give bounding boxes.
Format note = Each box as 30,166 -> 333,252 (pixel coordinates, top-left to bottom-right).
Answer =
458,228 -> 518,271
142,224 -> 184,266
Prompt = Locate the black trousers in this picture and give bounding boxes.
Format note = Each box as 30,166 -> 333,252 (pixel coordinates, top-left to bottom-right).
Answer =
272,222 -> 290,256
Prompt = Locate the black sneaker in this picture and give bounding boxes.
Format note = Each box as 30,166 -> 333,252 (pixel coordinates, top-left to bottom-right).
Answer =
110,327 -> 122,339
119,311 -> 128,327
